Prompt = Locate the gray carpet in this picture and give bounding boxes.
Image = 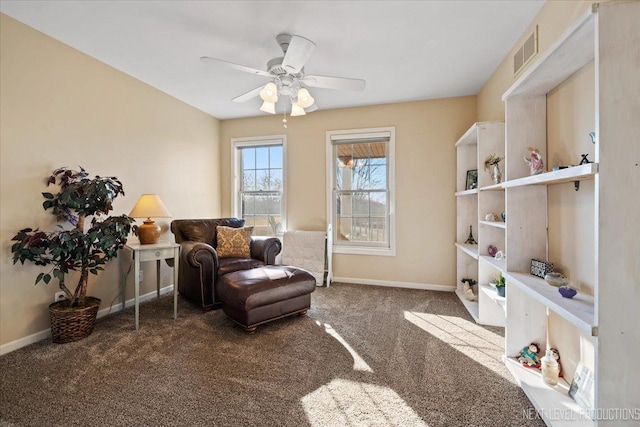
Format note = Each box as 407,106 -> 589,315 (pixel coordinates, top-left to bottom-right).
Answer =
0,283 -> 543,426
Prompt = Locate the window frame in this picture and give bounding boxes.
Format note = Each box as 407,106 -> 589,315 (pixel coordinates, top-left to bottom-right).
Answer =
326,127 -> 396,256
231,135 -> 287,236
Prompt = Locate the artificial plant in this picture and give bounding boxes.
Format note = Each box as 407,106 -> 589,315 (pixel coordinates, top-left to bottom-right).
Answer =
11,167 -> 134,307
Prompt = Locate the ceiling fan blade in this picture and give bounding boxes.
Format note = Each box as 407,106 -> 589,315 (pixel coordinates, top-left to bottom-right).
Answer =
232,85 -> 265,102
302,75 -> 366,91
305,104 -> 319,113
200,56 -> 272,77
281,35 -> 316,74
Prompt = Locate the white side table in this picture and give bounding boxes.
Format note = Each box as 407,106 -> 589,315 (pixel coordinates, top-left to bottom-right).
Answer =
122,242 -> 180,330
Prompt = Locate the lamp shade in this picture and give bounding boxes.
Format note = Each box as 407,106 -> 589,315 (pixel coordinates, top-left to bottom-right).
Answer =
296,88 -> 314,108
129,194 -> 171,244
260,101 -> 276,114
259,82 -> 278,103
129,194 -> 172,219
290,102 -> 306,116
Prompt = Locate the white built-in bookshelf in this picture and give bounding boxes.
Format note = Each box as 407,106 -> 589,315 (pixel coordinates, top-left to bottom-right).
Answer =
455,3 -> 640,425
454,121 -> 505,327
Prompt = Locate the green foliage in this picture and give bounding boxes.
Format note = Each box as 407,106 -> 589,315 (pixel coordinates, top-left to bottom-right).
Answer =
494,274 -> 506,288
10,167 -> 134,307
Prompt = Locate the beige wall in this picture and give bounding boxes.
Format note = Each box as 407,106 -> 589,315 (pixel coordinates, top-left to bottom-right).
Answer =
0,14 -> 221,347
220,97 -> 477,286
477,0 -> 594,122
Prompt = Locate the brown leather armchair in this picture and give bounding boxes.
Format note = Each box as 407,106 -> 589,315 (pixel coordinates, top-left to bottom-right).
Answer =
171,218 -> 282,310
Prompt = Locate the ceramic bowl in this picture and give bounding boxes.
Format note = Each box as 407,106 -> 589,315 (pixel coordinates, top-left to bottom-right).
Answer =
559,286 -> 577,299
544,272 -> 568,287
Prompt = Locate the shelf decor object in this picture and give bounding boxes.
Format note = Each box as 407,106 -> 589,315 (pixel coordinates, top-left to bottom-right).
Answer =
540,349 -> 561,386
484,153 -> 504,184
559,286 -> 578,299
544,272 -> 569,287
530,259 -> 553,278
464,225 -> 477,245
465,169 -> 478,190
524,147 -> 544,175
568,362 -> 595,419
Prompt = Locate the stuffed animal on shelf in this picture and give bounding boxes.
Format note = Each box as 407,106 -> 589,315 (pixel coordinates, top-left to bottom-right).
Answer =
550,347 -> 562,377
518,342 -> 541,368
524,147 -> 544,175
461,278 -> 477,302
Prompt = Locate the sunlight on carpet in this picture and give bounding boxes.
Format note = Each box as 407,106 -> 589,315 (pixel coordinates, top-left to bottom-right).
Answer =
317,320 -> 373,372
301,378 -> 428,427
404,311 -> 512,381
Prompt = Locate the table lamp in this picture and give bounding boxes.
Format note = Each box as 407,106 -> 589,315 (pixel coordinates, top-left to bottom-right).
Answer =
128,194 -> 172,244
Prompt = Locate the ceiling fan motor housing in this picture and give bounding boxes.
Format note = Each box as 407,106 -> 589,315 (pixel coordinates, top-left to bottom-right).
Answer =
276,33 -> 292,52
267,57 -> 287,76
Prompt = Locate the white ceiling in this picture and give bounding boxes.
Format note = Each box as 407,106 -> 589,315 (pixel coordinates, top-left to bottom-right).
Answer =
0,1 -> 545,120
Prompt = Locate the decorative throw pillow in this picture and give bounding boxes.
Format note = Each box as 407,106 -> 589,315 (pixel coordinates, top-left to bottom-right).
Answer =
216,226 -> 253,258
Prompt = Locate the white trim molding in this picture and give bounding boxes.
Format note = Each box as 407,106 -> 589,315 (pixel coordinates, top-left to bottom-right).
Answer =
0,285 -> 174,356
332,276 -> 455,292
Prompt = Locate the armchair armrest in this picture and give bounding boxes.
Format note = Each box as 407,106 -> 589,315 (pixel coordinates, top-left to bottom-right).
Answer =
181,241 -> 219,271
250,237 -> 282,264
173,240 -> 219,311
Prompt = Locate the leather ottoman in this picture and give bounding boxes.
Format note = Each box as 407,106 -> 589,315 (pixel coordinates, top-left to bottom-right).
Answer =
217,265 -> 316,333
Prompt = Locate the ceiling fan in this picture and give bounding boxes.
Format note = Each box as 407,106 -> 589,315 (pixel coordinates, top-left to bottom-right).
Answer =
201,34 -> 366,116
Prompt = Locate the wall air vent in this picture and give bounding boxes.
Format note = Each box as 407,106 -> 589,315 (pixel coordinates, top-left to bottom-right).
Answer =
513,26 -> 538,75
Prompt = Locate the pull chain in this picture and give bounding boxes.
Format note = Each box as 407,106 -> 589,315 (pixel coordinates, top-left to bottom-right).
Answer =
282,108 -> 287,129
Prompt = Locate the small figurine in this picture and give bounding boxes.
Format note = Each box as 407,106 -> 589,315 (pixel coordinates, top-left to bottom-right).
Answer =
550,348 -> 562,377
485,212 -> 498,221
487,245 -> 498,257
464,225 -> 477,245
461,278 -> 477,302
579,153 -> 592,165
518,343 -> 541,368
524,147 -> 544,175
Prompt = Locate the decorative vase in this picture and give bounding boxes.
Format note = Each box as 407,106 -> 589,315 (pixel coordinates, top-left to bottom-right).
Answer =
491,164 -> 502,184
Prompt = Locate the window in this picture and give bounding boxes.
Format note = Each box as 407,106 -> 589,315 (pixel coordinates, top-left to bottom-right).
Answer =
232,135 -> 286,236
327,127 -> 395,256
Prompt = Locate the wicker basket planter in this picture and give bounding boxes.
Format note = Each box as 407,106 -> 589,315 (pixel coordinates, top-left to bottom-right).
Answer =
49,297 -> 101,343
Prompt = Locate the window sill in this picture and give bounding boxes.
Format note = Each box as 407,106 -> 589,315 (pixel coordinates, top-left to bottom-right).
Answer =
332,245 -> 396,257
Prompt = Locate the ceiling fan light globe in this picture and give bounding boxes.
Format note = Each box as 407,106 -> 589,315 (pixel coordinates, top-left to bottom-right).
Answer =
291,103 -> 306,116
296,88 -> 314,108
260,101 -> 276,114
260,82 -> 279,102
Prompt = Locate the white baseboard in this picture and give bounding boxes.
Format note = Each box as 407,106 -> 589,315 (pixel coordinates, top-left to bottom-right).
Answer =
0,285 -> 174,356
96,285 -> 174,319
331,277 -> 455,292
0,329 -> 52,356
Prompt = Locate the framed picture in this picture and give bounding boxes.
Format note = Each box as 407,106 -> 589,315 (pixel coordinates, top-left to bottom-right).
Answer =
465,169 -> 478,190
569,362 -> 594,419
